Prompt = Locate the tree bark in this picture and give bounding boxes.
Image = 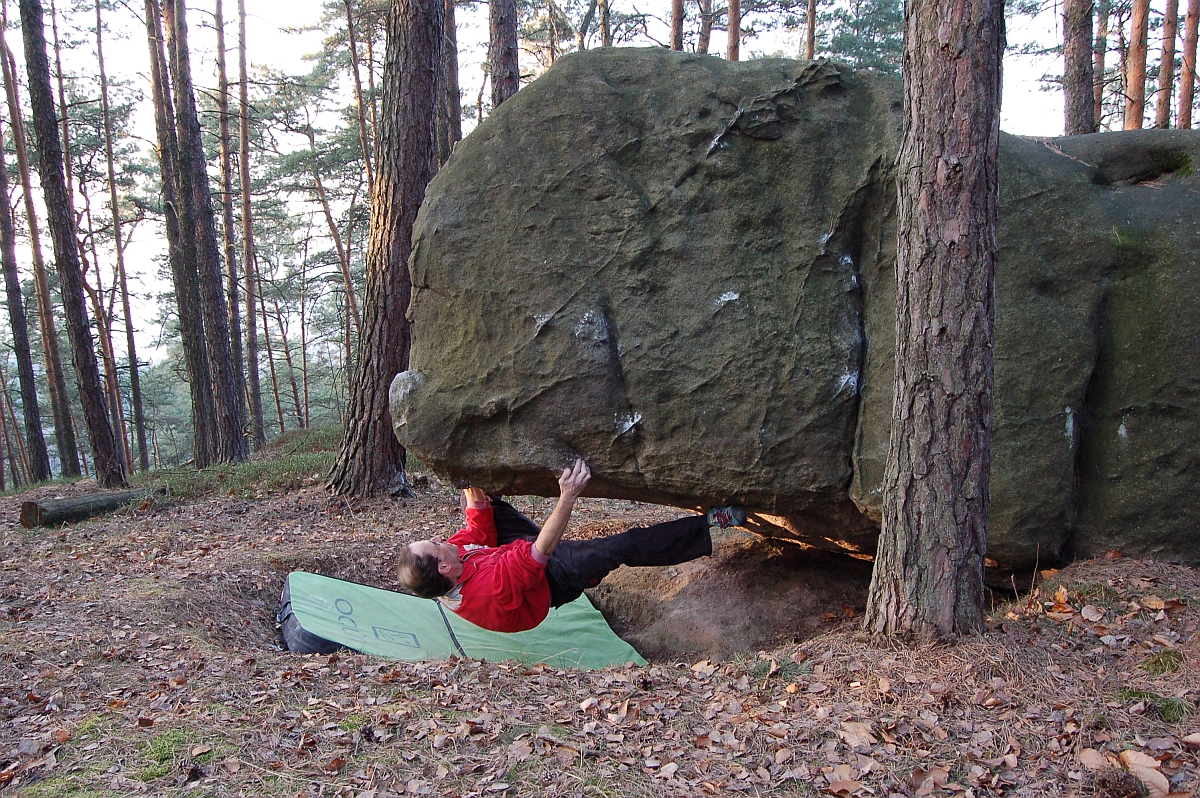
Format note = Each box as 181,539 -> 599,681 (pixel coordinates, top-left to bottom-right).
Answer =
146,0 -> 215,467
598,0 -> 610,46
95,0 -> 149,472
259,280 -> 285,434
0,116 -> 50,483
671,0 -> 683,49
2,32 -> 78,478
1063,0 -> 1095,133
444,0 -> 461,144
273,299 -> 304,428
328,0 -> 443,497
1094,0 -> 1109,127
1183,0 -> 1198,128
1125,0 -> 1149,128
18,0 -> 126,489
237,0 -> 266,449
163,0 -> 247,463
863,0 -> 1002,637
806,0 -> 817,59
214,0 -> 248,438
1157,0 -> 1180,127
697,0 -> 712,54
727,0 -> 740,60
489,0 -> 518,108
346,0 -> 375,190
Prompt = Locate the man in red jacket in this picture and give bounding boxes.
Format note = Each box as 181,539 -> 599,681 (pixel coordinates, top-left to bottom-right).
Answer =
396,460 -> 745,633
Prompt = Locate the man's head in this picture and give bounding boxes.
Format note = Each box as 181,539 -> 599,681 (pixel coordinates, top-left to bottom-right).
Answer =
397,537 -> 463,598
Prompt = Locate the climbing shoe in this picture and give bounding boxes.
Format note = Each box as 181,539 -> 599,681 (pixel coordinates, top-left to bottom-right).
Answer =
706,506 -> 747,529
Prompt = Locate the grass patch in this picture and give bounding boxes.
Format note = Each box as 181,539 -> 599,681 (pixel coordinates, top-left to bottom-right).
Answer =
144,728 -> 189,764
266,425 -> 344,454
132,450 -> 335,501
339,713 -> 372,731
136,762 -> 171,782
1141,649 -> 1184,675
21,775 -> 120,798
747,656 -> 812,681
1114,689 -> 1194,723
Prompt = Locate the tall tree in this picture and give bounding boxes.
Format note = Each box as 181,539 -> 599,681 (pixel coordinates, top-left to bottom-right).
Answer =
18,0 -> 126,488
345,0 -> 374,189
1064,0 -> 1096,133
490,0 -> 518,107
1125,0 -> 1149,127
163,0 -> 247,462
727,0 -> 740,59
598,0 -> 610,45
1157,0 -> 1180,127
863,0 -> 1003,636
238,0 -> 266,448
1093,0 -> 1109,126
1183,0 -> 1198,127
436,0 -> 461,165
0,33 -> 79,476
145,0 -> 215,466
670,0 -> 683,49
215,0 -> 248,434
328,0 -> 443,496
697,0 -> 713,53
95,0 -> 149,471
0,116 -> 51,482
806,0 -> 816,58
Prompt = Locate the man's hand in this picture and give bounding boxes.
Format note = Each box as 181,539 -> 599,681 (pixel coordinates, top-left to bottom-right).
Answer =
558,459 -> 591,501
534,458 -> 591,558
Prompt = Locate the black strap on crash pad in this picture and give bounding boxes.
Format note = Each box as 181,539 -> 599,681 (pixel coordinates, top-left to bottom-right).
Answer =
435,601 -> 467,659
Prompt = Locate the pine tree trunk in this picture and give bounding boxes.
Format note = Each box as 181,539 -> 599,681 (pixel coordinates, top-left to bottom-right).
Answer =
806,0 -> 817,58
444,0 -> 461,145
599,0 -> 610,45
311,156 -> 362,332
1125,0 -> 1149,128
697,0 -> 712,54
489,0 -> 518,108
259,284 -> 285,434
1,36 -> 79,478
670,0 -> 683,49
299,259 -> 310,426
18,0 -> 126,489
328,0 -> 443,497
95,0 -> 149,471
1157,0 -> 1180,127
727,0 -> 740,60
145,0 -> 215,467
1,364 -> 31,484
0,116 -> 50,483
273,300 -> 304,428
163,0 -> 247,463
237,0 -> 266,449
1064,0 -> 1095,133
346,0 -> 375,190
1183,0 -> 1198,128
214,0 -> 248,437
863,0 -> 1002,638
0,385 -> 17,489
1094,0 -> 1109,127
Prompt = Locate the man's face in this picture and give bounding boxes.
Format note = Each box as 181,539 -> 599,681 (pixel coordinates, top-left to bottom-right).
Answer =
408,537 -> 463,584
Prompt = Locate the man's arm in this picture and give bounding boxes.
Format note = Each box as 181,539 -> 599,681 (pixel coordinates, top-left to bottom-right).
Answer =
533,459 -> 591,558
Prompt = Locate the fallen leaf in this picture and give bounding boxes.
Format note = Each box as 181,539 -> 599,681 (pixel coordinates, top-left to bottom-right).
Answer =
1183,733 -> 1200,747
1077,748 -> 1109,770
1120,750 -> 1161,770
775,748 -> 793,764
136,717 -> 154,728
1055,585 -> 1069,605
1081,605 -> 1105,622
486,783 -> 510,793
826,780 -> 862,795
912,766 -> 950,796
691,660 -> 716,676
53,729 -> 71,744
222,758 -> 241,773
1126,764 -> 1170,798
324,756 -> 346,773
1142,595 -> 1166,611
189,745 -> 211,758
877,677 -> 890,695
658,763 -> 679,779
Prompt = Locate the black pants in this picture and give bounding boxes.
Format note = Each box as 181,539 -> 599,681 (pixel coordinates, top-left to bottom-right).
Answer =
489,498 -> 712,608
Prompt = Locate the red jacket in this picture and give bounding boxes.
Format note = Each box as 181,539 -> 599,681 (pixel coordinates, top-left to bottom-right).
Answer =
443,505 -> 550,633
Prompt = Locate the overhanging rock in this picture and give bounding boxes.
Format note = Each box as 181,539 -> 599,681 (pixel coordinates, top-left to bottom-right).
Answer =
393,47 -> 1200,571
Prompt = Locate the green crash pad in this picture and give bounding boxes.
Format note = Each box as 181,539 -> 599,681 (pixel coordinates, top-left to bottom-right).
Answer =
280,571 -> 646,670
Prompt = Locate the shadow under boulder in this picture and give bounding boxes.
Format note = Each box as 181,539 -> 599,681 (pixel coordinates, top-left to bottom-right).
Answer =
586,529 -> 873,659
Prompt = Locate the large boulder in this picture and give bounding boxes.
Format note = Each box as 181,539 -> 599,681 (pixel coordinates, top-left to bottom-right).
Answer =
393,47 -> 1200,571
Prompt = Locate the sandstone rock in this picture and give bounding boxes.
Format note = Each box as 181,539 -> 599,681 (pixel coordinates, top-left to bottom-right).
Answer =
393,47 -> 1200,570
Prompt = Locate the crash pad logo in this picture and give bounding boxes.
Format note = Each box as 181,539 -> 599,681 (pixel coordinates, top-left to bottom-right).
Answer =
372,627 -> 421,648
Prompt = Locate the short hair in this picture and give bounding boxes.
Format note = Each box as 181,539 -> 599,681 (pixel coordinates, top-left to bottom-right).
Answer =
397,544 -> 453,598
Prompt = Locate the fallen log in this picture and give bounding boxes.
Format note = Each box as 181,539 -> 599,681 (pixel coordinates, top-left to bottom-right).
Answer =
20,489 -> 150,529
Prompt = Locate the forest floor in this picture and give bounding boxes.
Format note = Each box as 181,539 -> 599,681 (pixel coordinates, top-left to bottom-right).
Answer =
0,430 -> 1198,798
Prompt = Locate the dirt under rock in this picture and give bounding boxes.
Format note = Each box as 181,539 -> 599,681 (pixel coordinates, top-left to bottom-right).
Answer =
588,528 -> 874,658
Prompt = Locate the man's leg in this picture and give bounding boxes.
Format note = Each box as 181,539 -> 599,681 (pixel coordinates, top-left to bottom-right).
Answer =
488,497 -> 541,545
546,515 -> 712,607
